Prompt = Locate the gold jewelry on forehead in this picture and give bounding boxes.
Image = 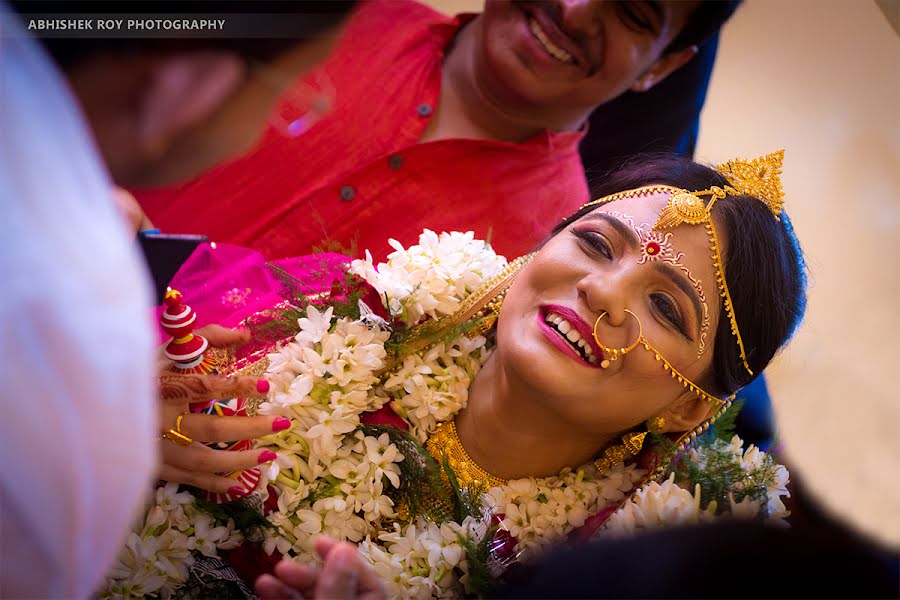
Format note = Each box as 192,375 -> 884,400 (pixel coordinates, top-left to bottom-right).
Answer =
717,150 -> 785,218
575,150 -> 786,379
608,210 -> 711,356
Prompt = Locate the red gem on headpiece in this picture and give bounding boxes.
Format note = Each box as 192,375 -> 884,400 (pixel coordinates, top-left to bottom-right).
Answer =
646,241 -> 661,255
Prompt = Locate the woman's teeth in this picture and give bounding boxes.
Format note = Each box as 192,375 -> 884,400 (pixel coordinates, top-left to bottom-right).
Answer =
545,312 -> 597,364
528,18 -> 575,64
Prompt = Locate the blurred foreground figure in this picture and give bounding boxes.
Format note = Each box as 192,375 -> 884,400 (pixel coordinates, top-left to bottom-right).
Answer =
499,506 -> 899,599
0,2 -> 351,596
257,515 -> 899,600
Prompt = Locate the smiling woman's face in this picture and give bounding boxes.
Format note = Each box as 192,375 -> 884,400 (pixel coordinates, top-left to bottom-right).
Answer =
495,192 -> 724,436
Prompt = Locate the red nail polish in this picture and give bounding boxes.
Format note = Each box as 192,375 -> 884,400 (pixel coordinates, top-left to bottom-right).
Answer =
272,417 -> 291,432
228,486 -> 244,496
257,379 -> 270,394
258,450 -> 277,464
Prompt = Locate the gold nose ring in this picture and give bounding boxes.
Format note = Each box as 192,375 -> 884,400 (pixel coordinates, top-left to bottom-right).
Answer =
592,309 -> 643,369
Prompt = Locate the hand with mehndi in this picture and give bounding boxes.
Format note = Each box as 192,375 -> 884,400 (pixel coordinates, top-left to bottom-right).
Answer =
255,537 -> 386,600
157,324 -> 291,495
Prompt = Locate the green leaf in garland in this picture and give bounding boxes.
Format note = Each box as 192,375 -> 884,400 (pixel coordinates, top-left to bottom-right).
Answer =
710,397 -> 744,443
247,251 -> 377,345
358,424 -> 452,523
441,455 -> 485,525
306,476 -> 342,504
457,523 -> 503,597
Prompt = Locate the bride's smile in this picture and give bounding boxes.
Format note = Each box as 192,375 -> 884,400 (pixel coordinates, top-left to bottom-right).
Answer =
442,190 -> 740,487
537,304 -> 604,367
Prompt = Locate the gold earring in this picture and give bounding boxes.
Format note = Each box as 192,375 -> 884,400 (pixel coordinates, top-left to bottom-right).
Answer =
593,430 -> 648,475
647,416 -> 666,435
592,310 -> 643,368
622,430 -> 647,455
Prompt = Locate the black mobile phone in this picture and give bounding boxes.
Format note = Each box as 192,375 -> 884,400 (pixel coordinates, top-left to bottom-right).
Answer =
138,232 -> 208,303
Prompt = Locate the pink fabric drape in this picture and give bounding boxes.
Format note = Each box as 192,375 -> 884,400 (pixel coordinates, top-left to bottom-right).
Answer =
153,243 -> 350,341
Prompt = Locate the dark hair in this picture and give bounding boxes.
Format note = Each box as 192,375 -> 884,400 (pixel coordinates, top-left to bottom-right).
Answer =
549,154 -> 807,395
667,1 -> 742,53
10,1 -> 357,68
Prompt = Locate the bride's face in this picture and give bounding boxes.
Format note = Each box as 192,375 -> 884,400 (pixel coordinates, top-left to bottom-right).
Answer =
496,192 -> 725,436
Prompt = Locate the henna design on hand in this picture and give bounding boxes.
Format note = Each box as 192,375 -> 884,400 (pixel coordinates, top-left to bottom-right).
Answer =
158,373 -> 216,402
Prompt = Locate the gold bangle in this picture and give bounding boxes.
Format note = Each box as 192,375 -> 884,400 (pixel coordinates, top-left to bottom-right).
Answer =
175,411 -> 189,435
161,411 -> 193,446
161,429 -> 193,446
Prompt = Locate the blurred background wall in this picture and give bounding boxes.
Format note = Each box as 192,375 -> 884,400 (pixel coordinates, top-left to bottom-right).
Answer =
424,0 -> 900,546
695,0 -> 899,548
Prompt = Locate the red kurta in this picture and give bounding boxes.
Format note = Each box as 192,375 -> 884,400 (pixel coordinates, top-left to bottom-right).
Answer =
134,0 -> 589,261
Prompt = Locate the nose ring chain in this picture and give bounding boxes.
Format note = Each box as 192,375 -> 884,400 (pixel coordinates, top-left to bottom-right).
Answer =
592,310 -> 643,369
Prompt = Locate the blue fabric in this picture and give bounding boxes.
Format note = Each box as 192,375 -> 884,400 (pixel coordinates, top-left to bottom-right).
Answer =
578,34 -> 720,176
733,375 -> 776,449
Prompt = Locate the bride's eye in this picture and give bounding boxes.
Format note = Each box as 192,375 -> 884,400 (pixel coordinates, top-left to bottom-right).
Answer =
651,293 -> 690,339
573,229 -> 613,260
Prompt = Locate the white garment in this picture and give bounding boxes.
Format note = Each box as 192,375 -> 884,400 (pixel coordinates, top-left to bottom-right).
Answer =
0,8 -> 157,598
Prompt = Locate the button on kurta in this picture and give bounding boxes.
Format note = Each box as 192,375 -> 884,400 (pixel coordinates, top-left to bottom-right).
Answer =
339,185 -> 356,201
416,103 -> 432,117
388,154 -> 404,169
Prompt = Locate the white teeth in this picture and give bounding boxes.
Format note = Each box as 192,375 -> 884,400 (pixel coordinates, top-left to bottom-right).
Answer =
528,18 -> 574,64
544,312 -> 597,364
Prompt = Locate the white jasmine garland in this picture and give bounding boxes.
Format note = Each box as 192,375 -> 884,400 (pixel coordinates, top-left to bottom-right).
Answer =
350,230 -> 508,326
602,474 -> 716,534
99,483 -> 240,598
360,518 -> 472,599
485,464 -> 644,555
602,437 -> 792,537
382,337 -> 488,442
100,231 -> 792,599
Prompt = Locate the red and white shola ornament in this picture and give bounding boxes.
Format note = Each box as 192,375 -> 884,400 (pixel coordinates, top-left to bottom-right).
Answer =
161,289 -> 261,503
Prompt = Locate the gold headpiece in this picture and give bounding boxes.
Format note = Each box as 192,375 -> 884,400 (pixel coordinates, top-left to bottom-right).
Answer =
577,150 -> 786,384
717,149 -> 785,218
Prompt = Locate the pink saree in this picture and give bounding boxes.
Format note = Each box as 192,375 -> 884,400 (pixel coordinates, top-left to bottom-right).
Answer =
153,242 -> 351,342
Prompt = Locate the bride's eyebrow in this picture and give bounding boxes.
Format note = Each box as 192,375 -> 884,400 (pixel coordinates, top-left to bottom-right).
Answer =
580,212 -> 639,251
654,262 -> 703,338
581,211 -> 703,337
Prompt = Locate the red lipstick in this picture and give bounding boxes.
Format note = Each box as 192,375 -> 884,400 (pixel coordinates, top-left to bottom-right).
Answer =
537,304 -> 605,368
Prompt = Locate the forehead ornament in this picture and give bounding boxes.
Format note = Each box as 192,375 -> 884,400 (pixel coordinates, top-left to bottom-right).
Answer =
608,210 -> 711,356
656,190 -> 711,228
